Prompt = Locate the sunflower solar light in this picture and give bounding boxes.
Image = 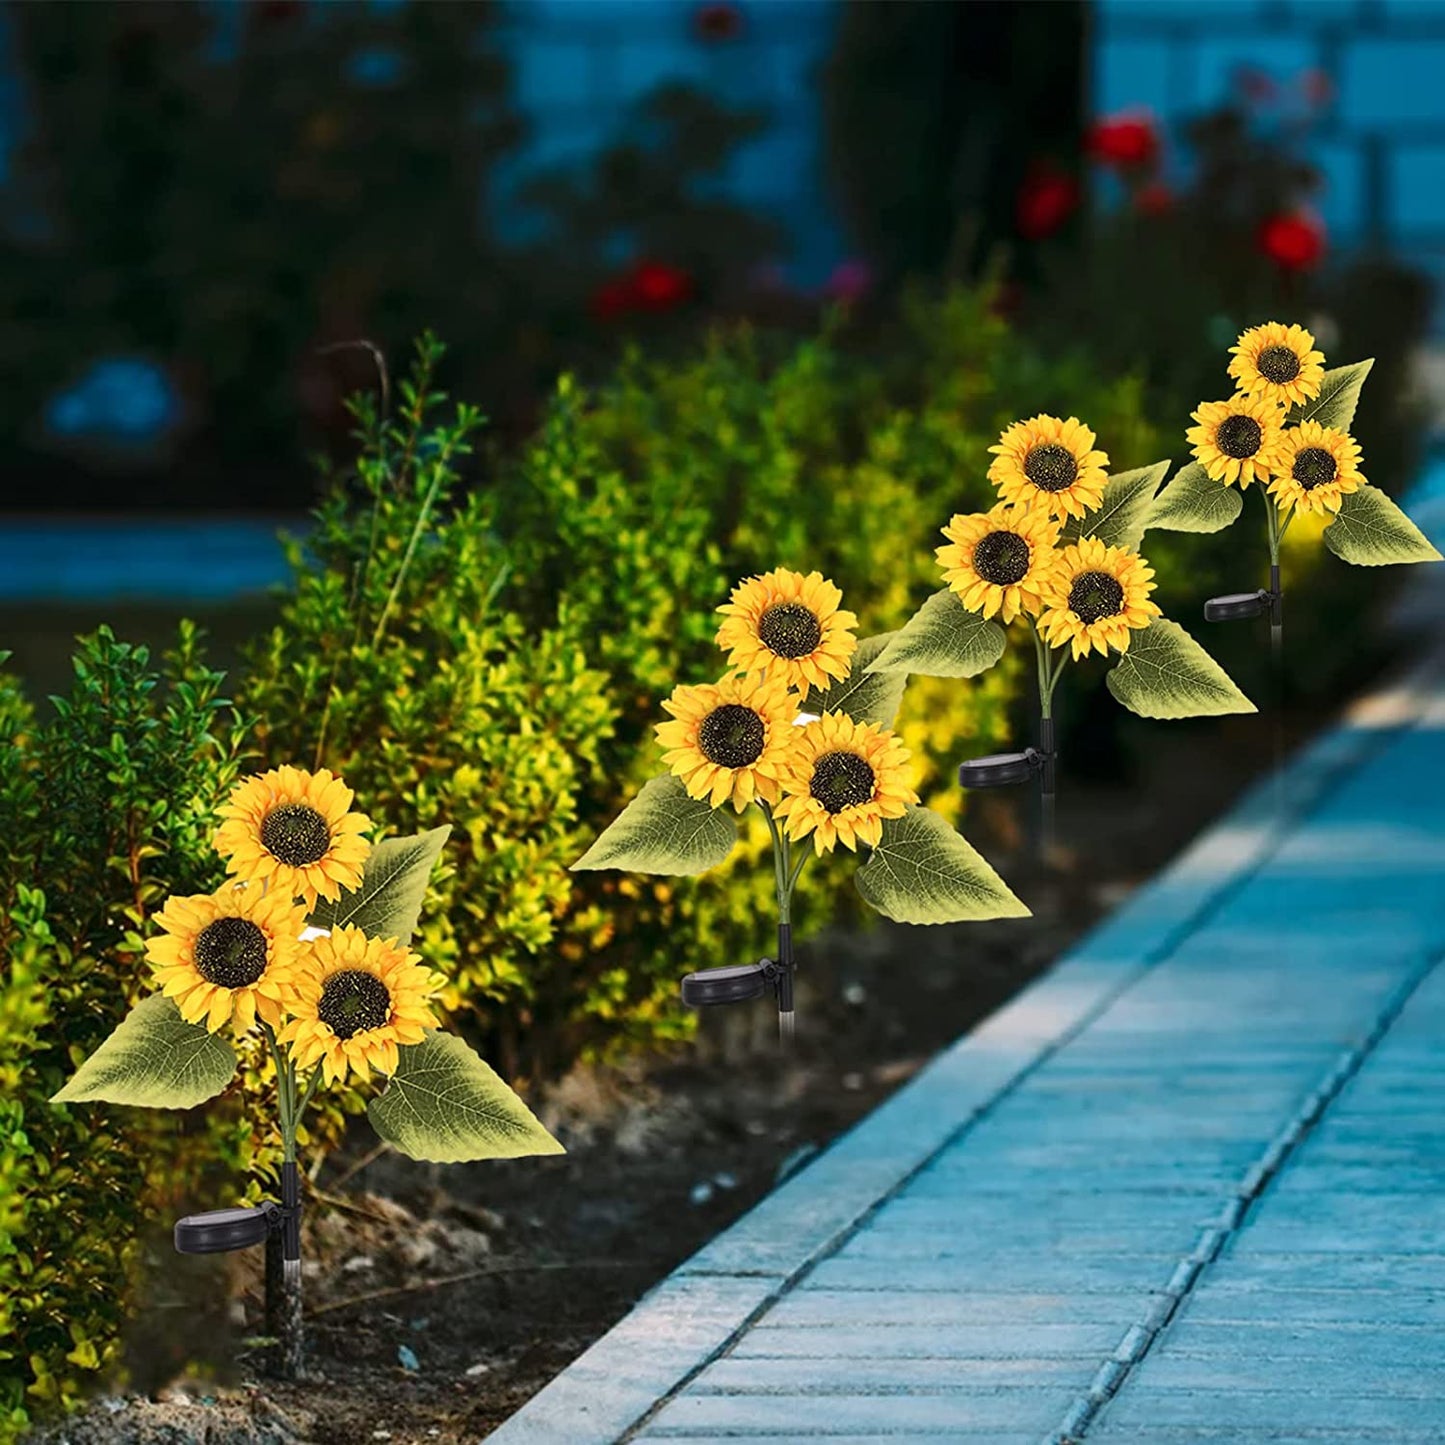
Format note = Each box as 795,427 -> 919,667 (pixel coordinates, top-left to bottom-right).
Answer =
1150,322 -> 1441,645
572,567 -> 1029,1041
51,765 -> 562,1380
870,415 -> 1256,842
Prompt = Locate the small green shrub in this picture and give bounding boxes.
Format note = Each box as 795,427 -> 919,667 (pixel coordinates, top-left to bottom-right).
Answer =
241,303 -> 1164,1078
239,338 -> 618,1082
0,627 -> 250,1442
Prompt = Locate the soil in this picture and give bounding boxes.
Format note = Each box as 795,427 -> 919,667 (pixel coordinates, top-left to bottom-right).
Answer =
26,683 -> 1377,1445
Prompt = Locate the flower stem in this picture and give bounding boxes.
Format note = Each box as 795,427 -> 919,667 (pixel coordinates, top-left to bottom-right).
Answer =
261,1021 -> 297,1164
1262,484 -> 1281,567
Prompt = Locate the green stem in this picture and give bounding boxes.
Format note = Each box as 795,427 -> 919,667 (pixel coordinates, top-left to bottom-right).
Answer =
1276,502 -> 1298,545
293,1067 -> 324,1134
261,1022 -> 297,1164
371,439 -> 458,649
759,802 -> 789,918
787,847 -> 811,895
1262,484 -> 1281,566
1029,619 -> 1067,719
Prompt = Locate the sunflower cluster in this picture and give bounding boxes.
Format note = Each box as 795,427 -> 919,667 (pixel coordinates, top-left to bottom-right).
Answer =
144,766 -> 440,1081
656,568 -> 917,854
936,415 -> 1162,658
1189,321 -> 1366,515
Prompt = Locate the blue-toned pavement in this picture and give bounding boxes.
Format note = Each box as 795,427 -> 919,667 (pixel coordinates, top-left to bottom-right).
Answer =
484,648 -> 1445,1443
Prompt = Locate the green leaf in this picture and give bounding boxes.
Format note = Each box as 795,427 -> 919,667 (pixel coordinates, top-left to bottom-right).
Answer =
867,590 -> 1007,679
308,825 -> 451,944
1287,358 -> 1373,432
1063,461 -> 1171,551
854,805 -> 1030,926
1145,461 -> 1243,535
571,772 -> 738,875
1106,619 -> 1256,720
368,1030 -> 565,1163
1323,484 -> 1443,567
803,632 -> 907,726
51,994 -> 237,1109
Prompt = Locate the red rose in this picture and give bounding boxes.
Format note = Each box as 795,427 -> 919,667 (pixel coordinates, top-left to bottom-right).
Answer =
694,3 -> 743,42
824,259 -> 872,304
1257,211 -> 1326,271
632,260 -> 693,311
590,260 -> 694,321
1135,181 -> 1174,217
1087,112 -> 1159,170
1016,162 -> 1080,241
590,278 -> 637,322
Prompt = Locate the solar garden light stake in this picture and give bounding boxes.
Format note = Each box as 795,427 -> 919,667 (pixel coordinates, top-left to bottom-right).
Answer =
53,768 -> 563,1383
1160,323 -> 1439,692
956,616 -> 1063,854
573,567 -> 1033,1047
871,415 -> 1261,866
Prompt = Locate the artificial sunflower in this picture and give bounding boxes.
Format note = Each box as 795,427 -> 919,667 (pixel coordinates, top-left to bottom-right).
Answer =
1228,322 -> 1325,409
656,670 -> 799,811
215,765 -> 372,907
772,711 -> 917,855
145,884 -> 308,1034
1186,394 -> 1284,488
715,568 -> 858,692
936,502 -> 1062,623
1267,421 -> 1366,516
1037,538 -> 1162,659
280,924 -> 440,1084
988,414 -> 1110,521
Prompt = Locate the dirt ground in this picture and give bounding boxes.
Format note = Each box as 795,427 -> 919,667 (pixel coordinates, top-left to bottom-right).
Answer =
26,685 -> 1364,1445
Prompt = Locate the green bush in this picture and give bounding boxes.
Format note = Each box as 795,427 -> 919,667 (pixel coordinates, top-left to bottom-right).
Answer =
239,338 -> 619,1082
0,627 -> 251,1442
2,298 -> 1168,1428
240,298 -> 1165,1078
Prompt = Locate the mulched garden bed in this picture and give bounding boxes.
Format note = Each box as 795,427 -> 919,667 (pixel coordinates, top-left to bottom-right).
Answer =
29,693 -> 1359,1445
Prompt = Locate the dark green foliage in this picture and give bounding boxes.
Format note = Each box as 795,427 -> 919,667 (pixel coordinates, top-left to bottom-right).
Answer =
0,627 -> 250,1440
239,337 -> 617,1081
2,2 -> 782,508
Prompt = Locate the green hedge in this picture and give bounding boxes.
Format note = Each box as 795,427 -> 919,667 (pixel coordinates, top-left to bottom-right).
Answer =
2,290 -> 1167,1432
0,628 -> 253,1440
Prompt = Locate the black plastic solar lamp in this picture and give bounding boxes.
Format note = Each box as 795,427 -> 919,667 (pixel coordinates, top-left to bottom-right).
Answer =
681,924 -> 796,1041
1205,563 -> 1282,628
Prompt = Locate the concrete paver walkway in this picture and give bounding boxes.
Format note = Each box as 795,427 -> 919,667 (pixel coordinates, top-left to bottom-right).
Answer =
486,645 -> 1445,1444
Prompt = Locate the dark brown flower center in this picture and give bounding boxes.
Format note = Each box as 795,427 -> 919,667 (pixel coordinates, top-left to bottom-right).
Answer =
317,969 -> 392,1040
1292,446 -> 1338,489
194,917 -> 269,989
1068,570 -> 1126,624
809,750 -> 876,814
1216,413 -> 1263,459
260,803 -> 331,866
698,703 -> 766,768
1022,443 -> 1079,493
972,530 -> 1031,586
757,602 -> 823,659
1257,344 -> 1301,384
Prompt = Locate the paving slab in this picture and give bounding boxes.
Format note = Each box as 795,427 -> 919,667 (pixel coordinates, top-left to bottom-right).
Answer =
485,637 -> 1445,1443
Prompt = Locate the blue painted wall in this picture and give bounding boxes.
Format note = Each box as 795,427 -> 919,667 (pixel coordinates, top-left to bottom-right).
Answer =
490,0 -> 847,287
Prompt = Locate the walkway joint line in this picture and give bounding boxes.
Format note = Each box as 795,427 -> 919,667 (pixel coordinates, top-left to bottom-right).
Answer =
617,668 -> 1435,1445
1041,945 -> 1445,1445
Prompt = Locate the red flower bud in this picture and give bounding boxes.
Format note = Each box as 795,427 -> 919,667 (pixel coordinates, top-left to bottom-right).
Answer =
1016,162 -> 1080,241
1257,211 -> 1326,272
1086,112 -> 1160,171
1135,181 -> 1174,217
